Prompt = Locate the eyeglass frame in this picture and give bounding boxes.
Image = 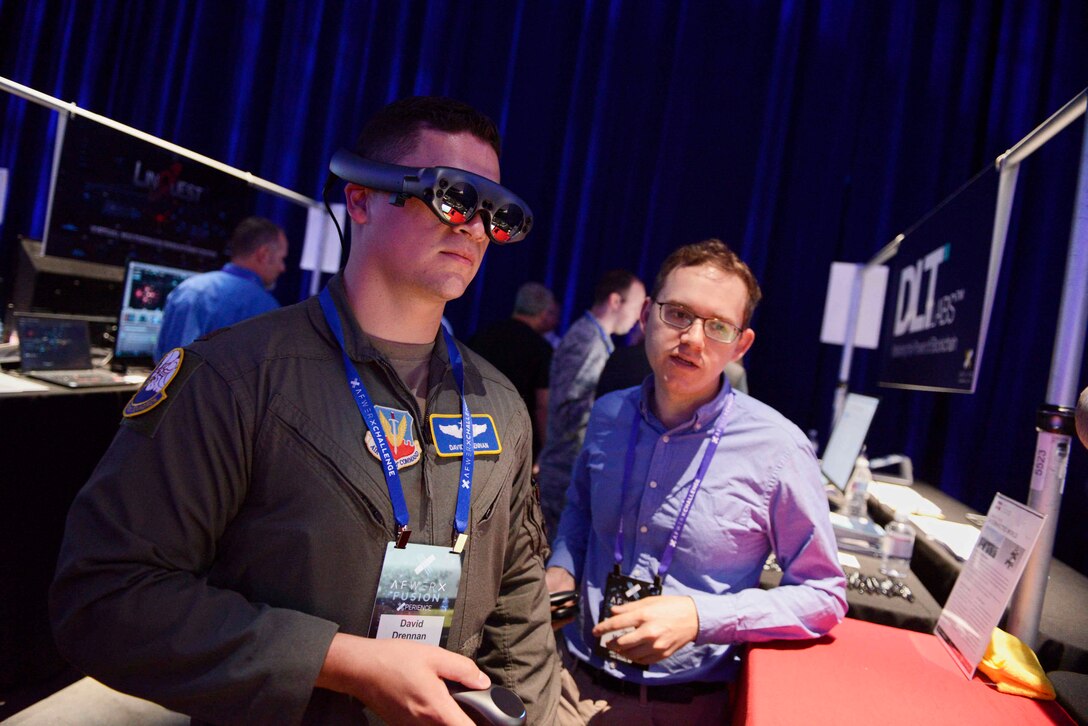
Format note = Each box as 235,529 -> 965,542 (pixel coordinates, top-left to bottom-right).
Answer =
653,300 -> 745,344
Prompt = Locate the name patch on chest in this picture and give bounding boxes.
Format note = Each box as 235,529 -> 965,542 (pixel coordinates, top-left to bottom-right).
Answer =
364,406 -> 422,470
428,414 -> 502,457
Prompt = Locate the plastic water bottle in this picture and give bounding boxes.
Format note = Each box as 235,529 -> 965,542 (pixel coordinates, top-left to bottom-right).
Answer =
843,453 -> 871,518
880,510 -> 916,578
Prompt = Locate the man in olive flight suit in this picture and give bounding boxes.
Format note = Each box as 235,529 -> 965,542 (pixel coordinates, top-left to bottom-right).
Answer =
51,97 -> 560,725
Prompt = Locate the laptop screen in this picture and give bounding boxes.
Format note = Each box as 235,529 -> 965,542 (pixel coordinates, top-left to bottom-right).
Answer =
17,314 -> 94,371
821,392 -> 880,491
114,260 -> 198,366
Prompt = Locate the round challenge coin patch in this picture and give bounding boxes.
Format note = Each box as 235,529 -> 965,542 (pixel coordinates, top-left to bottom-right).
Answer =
124,348 -> 184,417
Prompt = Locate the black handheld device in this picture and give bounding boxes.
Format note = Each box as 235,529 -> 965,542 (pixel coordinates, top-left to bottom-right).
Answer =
446,681 -> 527,726
549,589 -> 580,621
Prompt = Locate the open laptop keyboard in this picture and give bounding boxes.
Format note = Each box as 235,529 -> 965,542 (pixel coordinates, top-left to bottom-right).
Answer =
27,368 -> 126,387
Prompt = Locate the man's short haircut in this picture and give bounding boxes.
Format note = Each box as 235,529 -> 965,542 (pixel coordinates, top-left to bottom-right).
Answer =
228,217 -> 284,258
513,282 -> 556,316
652,239 -> 762,327
593,269 -> 639,306
353,96 -> 502,163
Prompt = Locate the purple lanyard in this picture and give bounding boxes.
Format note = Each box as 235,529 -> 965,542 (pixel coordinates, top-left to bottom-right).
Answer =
614,394 -> 734,580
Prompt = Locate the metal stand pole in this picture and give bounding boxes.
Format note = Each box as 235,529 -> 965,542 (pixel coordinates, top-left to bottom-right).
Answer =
831,236 -> 902,429
1007,107 -> 1088,648
0,75 -> 316,209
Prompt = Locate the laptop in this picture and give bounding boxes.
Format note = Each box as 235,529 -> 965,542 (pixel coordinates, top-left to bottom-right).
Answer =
821,392 -> 880,492
17,314 -> 127,388
820,392 -> 883,554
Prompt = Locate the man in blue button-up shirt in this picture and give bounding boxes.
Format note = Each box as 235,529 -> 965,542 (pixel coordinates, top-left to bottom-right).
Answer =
547,239 -> 846,722
154,217 -> 288,360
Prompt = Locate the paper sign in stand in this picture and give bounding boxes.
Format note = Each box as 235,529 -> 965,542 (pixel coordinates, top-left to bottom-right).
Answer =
820,260 -> 889,429
0,167 -> 8,227
301,203 -> 346,296
934,493 -> 1045,679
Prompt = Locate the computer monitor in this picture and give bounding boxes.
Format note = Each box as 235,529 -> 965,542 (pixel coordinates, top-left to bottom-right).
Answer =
821,393 -> 880,491
41,115 -> 253,270
113,260 -> 197,368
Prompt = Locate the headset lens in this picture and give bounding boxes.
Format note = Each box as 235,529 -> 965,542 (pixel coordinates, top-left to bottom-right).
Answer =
437,182 -> 479,225
489,204 -> 527,243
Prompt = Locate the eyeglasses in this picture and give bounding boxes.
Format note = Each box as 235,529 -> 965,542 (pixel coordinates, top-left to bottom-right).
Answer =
329,148 -> 533,244
655,301 -> 743,343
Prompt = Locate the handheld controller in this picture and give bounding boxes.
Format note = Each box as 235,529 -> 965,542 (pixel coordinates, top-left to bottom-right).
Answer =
549,589 -> 580,621
446,681 -> 527,726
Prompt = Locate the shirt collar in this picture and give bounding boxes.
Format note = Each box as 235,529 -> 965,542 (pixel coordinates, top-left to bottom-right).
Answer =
638,372 -> 734,432
319,273 -> 458,373
221,262 -> 264,287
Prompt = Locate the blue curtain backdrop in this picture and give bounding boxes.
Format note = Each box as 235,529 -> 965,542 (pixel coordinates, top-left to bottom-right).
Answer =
1,0 -> 1087,574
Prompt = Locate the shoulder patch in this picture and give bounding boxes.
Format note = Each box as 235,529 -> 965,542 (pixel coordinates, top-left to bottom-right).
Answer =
123,348 -> 184,417
429,414 -> 502,457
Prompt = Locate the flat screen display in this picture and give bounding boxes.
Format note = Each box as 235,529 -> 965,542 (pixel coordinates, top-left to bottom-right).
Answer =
113,260 -> 198,366
16,314 -> 93,371
42,115 -> 253,270
821,393 -> 880,491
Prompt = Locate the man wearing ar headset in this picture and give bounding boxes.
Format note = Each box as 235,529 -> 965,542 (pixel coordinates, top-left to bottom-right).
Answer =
51,97 -> 559,724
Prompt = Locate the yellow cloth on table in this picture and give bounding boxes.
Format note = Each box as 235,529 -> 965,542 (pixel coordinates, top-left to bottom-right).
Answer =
978,627 -> 1056,699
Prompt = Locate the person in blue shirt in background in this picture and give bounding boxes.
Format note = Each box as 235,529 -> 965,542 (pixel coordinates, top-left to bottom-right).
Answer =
154,216 -> 288,360
547,239 -> 846,724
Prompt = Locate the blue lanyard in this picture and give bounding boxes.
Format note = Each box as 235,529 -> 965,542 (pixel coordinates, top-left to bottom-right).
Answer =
319,288 -> 475,551
584,312 -> 615,355
614,393 -> 734,580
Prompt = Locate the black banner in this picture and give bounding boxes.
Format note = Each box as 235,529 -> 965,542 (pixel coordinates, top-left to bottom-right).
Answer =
879,167 -> 999,393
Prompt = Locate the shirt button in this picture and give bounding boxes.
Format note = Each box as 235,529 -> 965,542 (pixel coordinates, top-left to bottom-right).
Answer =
639,525 -> 648,534
649,481 -> 658,489
662,435 -> 670,443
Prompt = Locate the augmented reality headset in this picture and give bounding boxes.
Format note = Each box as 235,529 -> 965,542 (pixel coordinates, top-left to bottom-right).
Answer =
327,148 -> 533,244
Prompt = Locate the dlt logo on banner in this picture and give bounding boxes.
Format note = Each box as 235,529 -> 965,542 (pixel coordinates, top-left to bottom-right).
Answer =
893,244 -> 965,337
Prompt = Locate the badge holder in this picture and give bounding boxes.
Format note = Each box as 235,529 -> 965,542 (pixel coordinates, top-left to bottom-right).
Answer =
368,533 -> 463,648
595,564 -> 662,669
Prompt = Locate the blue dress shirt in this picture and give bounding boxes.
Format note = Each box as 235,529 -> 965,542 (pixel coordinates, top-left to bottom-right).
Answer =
548,376 -> 846,685
155,263 -> 279,360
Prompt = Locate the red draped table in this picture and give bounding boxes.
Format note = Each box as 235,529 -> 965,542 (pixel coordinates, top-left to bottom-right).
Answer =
734,617 -> 1074,725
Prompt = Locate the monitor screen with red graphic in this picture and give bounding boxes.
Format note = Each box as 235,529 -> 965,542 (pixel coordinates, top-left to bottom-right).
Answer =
42,115 -> 253,271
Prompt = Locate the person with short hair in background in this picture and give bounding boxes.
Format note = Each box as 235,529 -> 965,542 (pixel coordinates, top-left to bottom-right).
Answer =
153,216 -> 288,359
537,269 -> 645,538
469,281 -> 559,462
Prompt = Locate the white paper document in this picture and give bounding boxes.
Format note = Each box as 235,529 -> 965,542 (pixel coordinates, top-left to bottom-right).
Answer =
836,552 -> 861,570
868,481 -> 943,517
0,371 -> 50,393
934,493 -> 1045,679
909,515 -> 980,562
